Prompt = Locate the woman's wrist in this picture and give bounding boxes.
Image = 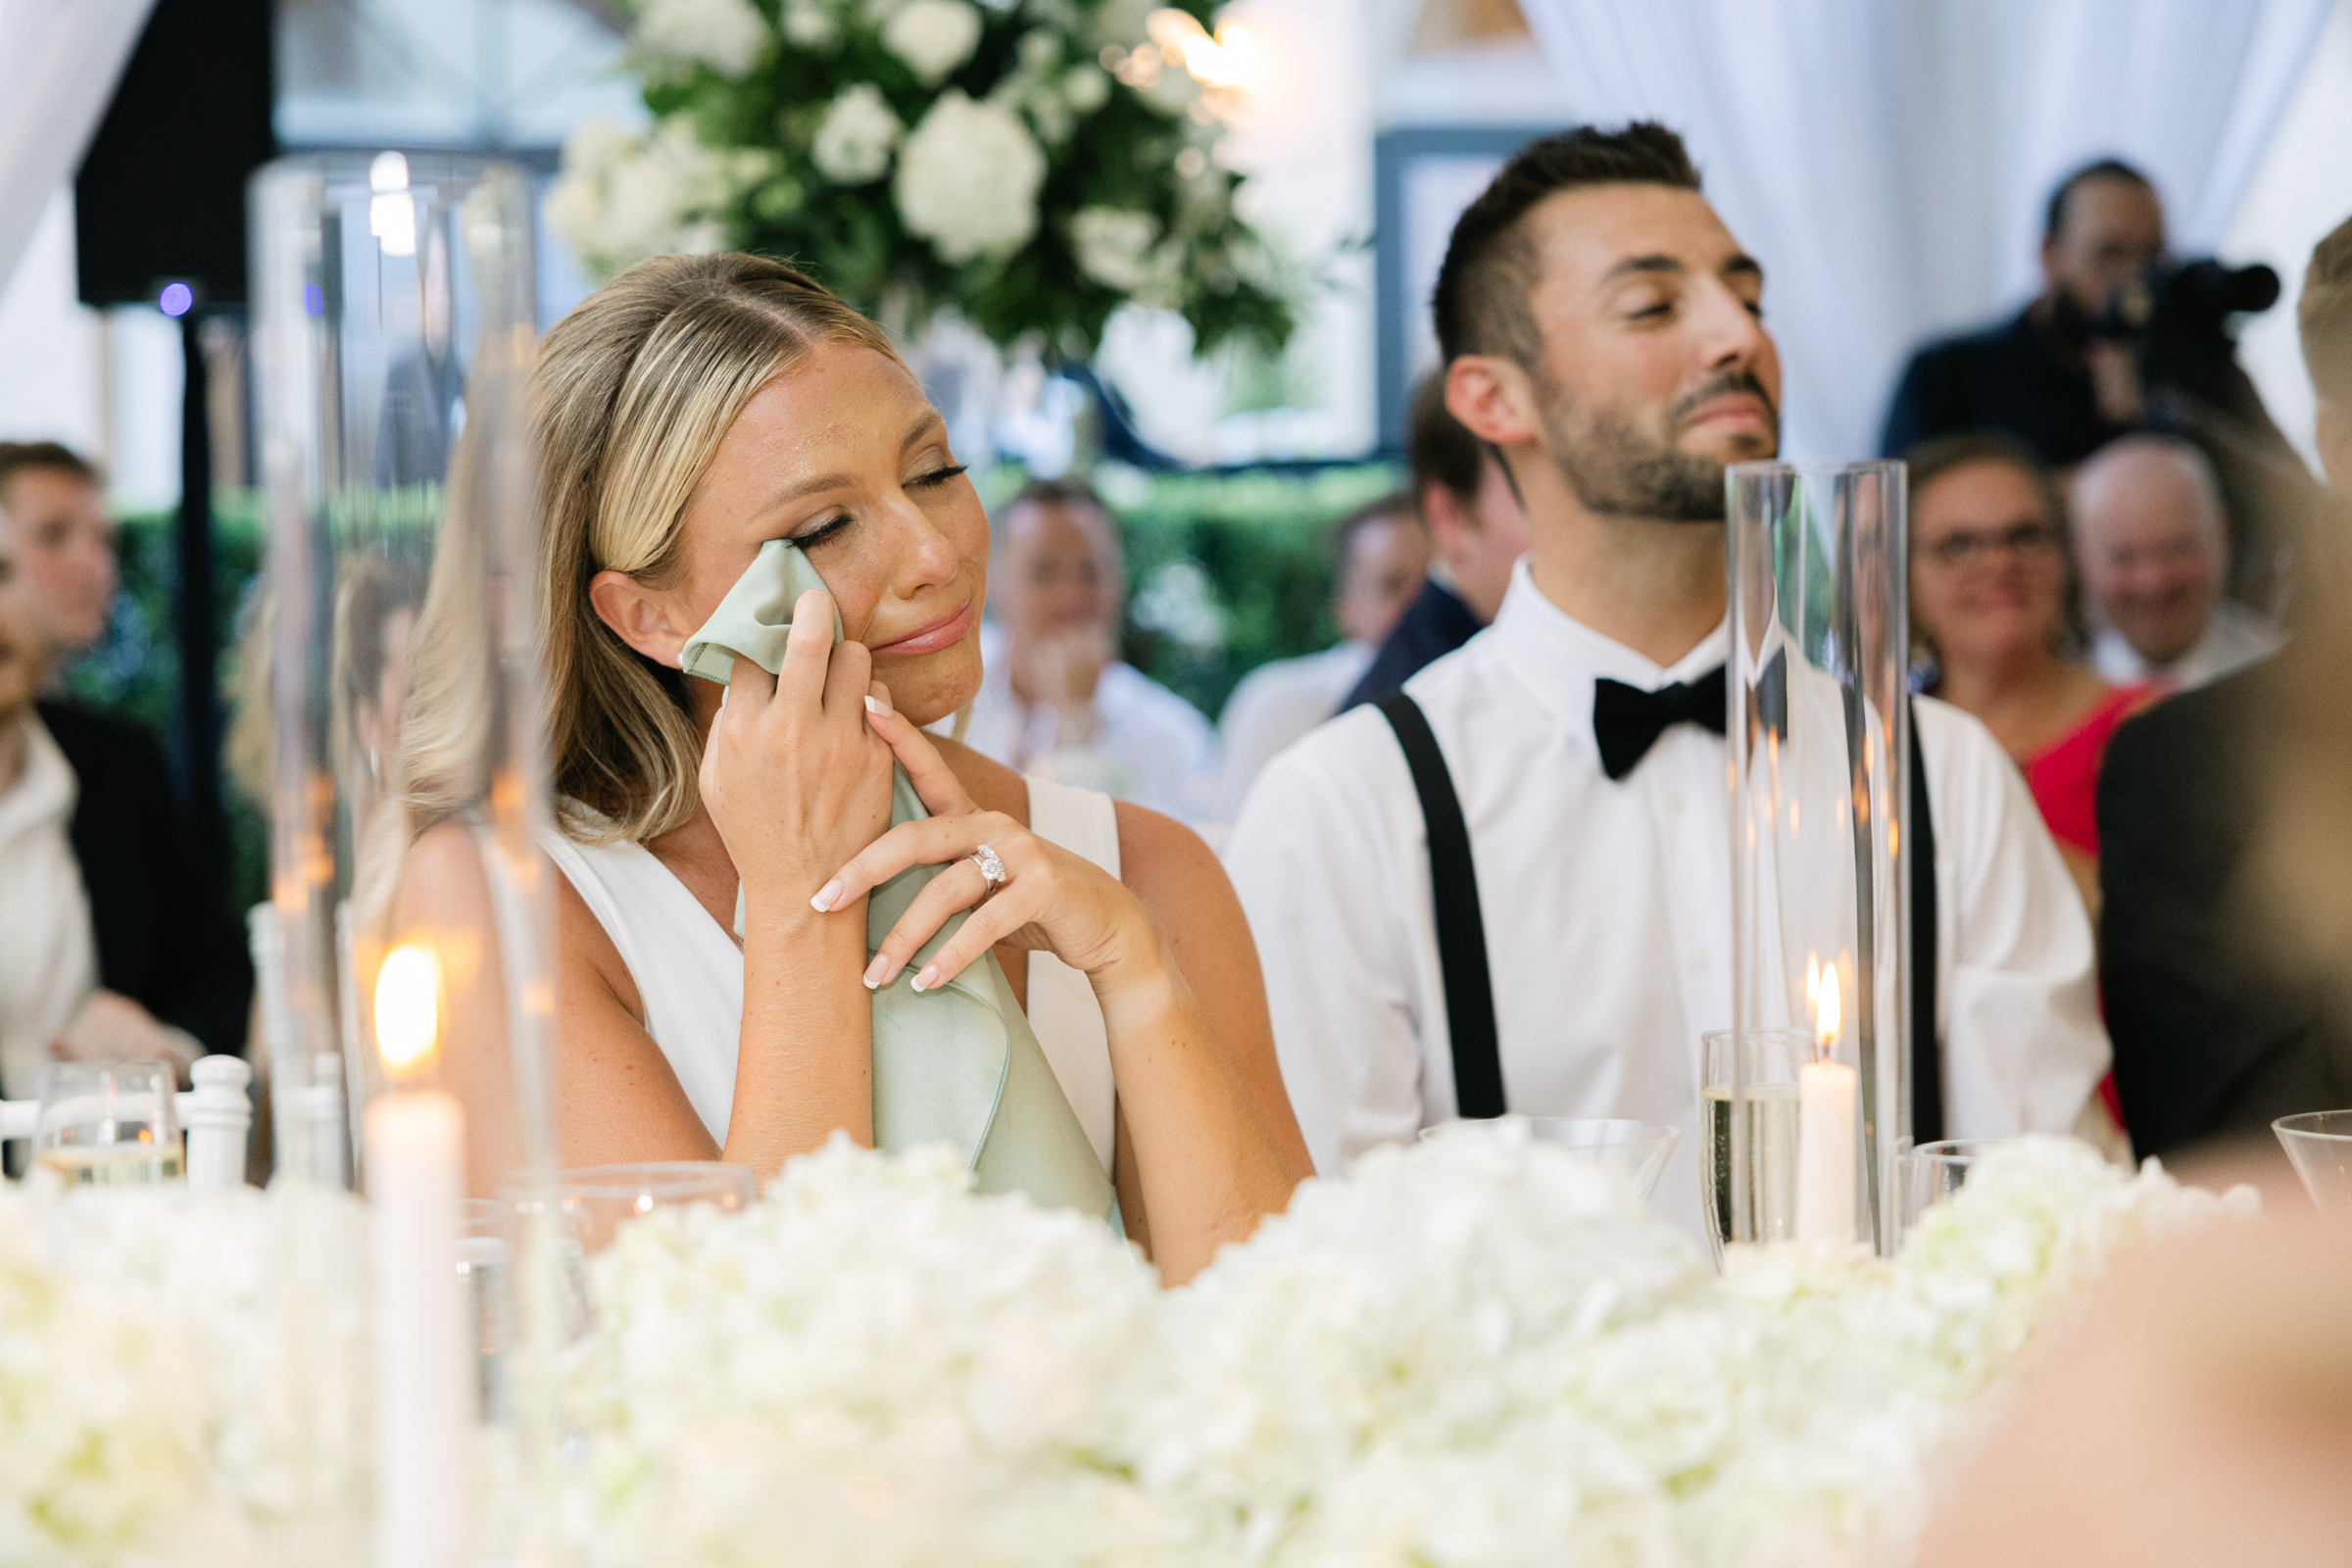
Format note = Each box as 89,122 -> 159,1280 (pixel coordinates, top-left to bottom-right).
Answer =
1087,932 -> 1190,1035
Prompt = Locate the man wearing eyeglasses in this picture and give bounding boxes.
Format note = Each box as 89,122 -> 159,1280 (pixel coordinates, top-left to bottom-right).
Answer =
2073,434 -> 2283,694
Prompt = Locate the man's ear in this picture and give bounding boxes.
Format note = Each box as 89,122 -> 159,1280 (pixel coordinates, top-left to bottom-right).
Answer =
1446,355 -> 1541,449
587,569 -> 687,668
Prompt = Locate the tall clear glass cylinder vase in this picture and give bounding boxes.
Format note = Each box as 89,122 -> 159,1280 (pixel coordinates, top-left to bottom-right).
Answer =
250,151 -> 563,1565
1725,461 -> 1911,1256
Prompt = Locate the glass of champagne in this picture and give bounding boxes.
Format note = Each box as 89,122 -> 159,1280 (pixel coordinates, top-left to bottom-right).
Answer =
33,1059 -> 183,1186
1896,1137 -> 2025,1236
1700,1028 -> 1810,1264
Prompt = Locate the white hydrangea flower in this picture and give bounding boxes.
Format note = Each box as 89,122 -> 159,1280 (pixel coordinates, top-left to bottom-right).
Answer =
548,115 -> 768,280
629,0 -> 770,81
1071,207 -> 1159,290
0,1186 -> 370,1564
810,83 -> 904,184
882,0 -> 984,84
1062,63 -> 1111,113
781,0 -> 842,47
894,90 -> 1047,263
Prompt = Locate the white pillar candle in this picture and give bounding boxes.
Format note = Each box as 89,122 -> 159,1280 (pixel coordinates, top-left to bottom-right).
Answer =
368,945 -> 469,1568
1793,1057 -> 1858,1244
1794,963 -> 1857,1245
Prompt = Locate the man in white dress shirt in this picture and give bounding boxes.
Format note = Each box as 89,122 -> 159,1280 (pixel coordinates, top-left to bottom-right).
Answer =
2074,434 -> 2285,692
964,478 -> 1219,821
1213,492 -> 1429,818
1226,123 -> 2109,1242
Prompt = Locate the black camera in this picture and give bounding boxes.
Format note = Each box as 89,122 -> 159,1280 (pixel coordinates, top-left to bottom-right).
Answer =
2087,258 -> 2281,395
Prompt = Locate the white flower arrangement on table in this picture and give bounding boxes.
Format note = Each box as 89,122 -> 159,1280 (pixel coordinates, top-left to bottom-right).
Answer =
0,1185 -> 371,1568
548,0 -> 1297,359
0,1132 -> 2248,1568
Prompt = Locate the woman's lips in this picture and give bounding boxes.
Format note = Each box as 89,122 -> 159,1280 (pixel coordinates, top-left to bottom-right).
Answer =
866,599 -> 975,659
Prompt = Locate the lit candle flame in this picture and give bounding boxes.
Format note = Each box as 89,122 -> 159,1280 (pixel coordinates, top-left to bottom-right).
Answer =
374,943 -> 442,1078
1814,969 -> 1842,1054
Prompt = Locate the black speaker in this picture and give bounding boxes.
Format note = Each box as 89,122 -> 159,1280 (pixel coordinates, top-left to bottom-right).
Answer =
74,0 -> 273,308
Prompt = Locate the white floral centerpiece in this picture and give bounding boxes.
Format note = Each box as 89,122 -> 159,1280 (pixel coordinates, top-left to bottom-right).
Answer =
549,0 -> 1297,359
0,1132 -> 2249,1568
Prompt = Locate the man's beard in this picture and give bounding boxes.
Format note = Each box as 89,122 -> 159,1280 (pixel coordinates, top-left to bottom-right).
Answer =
1535,370 -> 1780,523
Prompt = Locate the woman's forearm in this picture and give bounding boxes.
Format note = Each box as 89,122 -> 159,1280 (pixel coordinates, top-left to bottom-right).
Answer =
1094,940 -> 1305,1284
720,893 -> 875,1175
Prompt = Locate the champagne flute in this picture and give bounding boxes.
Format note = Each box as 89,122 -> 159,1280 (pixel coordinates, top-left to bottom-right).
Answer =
1699,1028 -> 1809,1264
33,1059 -> 183,1186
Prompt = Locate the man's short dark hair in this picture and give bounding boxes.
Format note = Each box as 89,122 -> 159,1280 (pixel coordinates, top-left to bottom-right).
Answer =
0,440 -> 103,497
1431,122 -> 1701,368
1330,490 -> 1420,568
2042,158 -> 2156,244
2300,213 -> 2352,406
1406,372 -> 1482,502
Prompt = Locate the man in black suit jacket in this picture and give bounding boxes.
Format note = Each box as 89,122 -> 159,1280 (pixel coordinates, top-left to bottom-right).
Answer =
36,699 -> 253,1062
2098,214 -> 2352,1158
0,466 -> 249,1096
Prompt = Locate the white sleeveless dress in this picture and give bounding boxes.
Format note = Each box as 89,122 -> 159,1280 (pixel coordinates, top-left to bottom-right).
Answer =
542,776 -> 1121,1174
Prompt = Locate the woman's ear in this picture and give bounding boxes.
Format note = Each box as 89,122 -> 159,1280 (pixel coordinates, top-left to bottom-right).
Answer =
588,569 -> 688,668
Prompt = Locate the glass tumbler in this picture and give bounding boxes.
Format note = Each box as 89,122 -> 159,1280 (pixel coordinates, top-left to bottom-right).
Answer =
1700,1028 -> 1810,1263
558,1161 -> 758,1254
2273,1111 -> 2352,1220
33,1060 -> 183,1186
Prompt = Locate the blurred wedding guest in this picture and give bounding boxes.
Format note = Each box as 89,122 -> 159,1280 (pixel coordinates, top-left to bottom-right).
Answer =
963,478 -> 1217,821
0,442 -> 118,670
1228,124 -> 2107,1245
2100,216 -> 2352,1161
1909,431 -> 2149,917
0,490 -> 250,1102
1213,492 -> 1428,818
2073,434 -> 2282,691
1341,371 -> 1530,710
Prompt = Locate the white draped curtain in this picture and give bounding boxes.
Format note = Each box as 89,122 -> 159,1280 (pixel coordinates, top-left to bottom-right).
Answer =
1515,0 -> 2333,461
0,0 -> 158,294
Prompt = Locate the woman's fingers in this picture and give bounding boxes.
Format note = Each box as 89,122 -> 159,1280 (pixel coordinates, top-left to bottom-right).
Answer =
823,633 -> 873,717
811,810 -> 1013,913
860,858 -> 992,990
774,588 -> 835,711
724,652 -> 775,712
862,685 -> 975,816
904,881 -> 1036,994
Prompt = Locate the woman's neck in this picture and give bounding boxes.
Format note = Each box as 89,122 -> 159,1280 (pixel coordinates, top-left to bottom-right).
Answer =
1936,644 -> 2104,760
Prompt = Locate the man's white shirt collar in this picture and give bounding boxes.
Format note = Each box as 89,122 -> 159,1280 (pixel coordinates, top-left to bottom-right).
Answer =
1487,557 -> 1730,748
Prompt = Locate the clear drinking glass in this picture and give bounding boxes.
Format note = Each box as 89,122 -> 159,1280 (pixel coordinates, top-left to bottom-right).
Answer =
1727,460 -> 1912,1254
2273,1112 -> 2352,1220
1897,1137 -> 2023,1234
1700,1028 -> 1809,1263
558,1161 -> 759,1254
32,1060 -> 183,1186
1418,1117 -> 1682,1201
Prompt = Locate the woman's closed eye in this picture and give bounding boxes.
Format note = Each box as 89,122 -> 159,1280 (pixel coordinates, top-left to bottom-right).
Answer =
910,463 -> 967,490
789,513 -> 853,550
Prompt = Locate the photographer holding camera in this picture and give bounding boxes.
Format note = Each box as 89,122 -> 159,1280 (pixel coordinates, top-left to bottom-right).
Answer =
1883,159 -> 2319,605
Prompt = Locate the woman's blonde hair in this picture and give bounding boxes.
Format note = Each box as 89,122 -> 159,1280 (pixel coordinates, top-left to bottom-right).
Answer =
534,253 -> 903,843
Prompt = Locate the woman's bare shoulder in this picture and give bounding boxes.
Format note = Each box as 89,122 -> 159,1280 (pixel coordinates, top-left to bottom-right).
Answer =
1111,801 -> 1234,920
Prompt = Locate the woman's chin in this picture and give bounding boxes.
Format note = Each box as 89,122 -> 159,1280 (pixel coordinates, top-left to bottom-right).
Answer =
876,646 -> 982,729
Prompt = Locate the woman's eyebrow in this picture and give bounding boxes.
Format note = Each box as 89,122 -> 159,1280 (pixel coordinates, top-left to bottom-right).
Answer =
900,411 -> 944,449
757,470 -> 857,514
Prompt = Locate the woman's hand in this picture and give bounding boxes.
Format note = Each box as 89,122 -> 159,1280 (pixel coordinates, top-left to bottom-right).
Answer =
698,588 -> 894,918
813,689 -> 1166,1000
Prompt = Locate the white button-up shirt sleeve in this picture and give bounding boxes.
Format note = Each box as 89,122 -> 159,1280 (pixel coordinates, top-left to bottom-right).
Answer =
1916,695 -> 2111,1137
1224,710 -> 1431,1176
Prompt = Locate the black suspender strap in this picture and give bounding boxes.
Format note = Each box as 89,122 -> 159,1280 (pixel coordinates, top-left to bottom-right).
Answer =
1908,705 -> 1945,1145
1373,693 -> 1506,1119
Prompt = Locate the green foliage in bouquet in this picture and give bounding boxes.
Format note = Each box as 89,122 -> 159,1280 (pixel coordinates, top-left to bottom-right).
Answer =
549,0 -> 1298,361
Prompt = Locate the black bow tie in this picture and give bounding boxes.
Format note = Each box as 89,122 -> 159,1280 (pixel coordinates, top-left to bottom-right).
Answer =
1592,665 -> 1728,781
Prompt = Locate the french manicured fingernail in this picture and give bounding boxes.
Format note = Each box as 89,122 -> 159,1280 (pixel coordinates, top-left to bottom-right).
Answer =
909,963 -> 940,993
863,694 -> 891,716
810,879 -> 844,912
862,954 -> 891,990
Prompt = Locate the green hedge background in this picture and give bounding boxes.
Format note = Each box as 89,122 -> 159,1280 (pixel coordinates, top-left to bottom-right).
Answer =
73,463 -> 1400,913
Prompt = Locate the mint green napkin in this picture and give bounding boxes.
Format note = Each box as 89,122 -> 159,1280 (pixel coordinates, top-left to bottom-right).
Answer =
681,540 -> 1115,1222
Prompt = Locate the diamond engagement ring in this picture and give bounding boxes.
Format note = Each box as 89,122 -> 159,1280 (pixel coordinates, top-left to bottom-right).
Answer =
969,843 -> 1006,900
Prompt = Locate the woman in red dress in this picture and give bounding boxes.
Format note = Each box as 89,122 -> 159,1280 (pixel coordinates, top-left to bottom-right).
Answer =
1908,432 -> 2154,1137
